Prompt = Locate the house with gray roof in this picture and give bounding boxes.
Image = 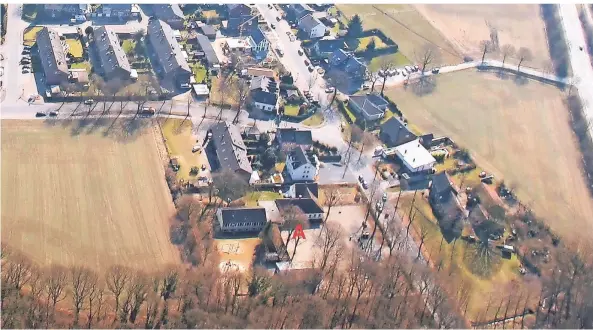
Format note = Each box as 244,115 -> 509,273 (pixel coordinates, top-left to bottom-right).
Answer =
330,49 -> 368,80
195,34 -> 220,74
313,38 -> 346,58
380,117 -> 418,147
348,93 -> 389,121
283,4 -> 314,22
199,24 -> 217,40
275,197 -> 324,222
250,76 -> 278,112
43,4 -> 88,19
298,14 -> 326,39
100,4 -> 132,20
217,207 -> 268,233
208,122 -> 253,179
287,182 -> 319,199
152,4 -> 185,30
227,4 -> 254,34
248,26 -> 270,60
36,27 -> 69,86
93,26 -> 132,81
147,19 -> 191,83
276,128 -> 313,151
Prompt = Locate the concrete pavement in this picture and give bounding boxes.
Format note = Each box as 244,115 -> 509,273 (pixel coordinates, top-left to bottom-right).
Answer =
559,4 -> 593,138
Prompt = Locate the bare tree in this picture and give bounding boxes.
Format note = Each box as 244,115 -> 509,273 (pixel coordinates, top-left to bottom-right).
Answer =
323,186 -> 342,222
232,79 -> 249,124
87,280 -> 106,328
379,57 -> 395,96
416,44 -> 442,75
516,47 -> 533,71
279,204 -> 309,257
500,44 -> 515,67
105,265 -> 131,317
43,265 -> 68,326
479,40 -> 493,64
2,250 -> 34,292
369,71 -> 381,93
211,169 -> 250,206
186,95 -> 193,118
70,266 -> 98,326
314,222 -> 345,272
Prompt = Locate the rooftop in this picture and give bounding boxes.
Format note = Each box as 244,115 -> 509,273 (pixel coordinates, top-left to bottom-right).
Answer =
219,207 -> 267,225
349,94 -> 387,118
210,122 -> 253,174
292,182 -> 319,199
299,13 -> 324,33
147,19 -> 191,75
152,4 -> 184,21
36,27 -> 68,83
288,146 -> 311,169
395,139 -> 436,170
431,172 -> 455,197
277,128 -> 313,146
275,198 -> 324,215
380,116 -> 417,147
195,33 -> 220,65
247,67 -> 276,79
94,26 -> 132,77
199,24 -> 216,36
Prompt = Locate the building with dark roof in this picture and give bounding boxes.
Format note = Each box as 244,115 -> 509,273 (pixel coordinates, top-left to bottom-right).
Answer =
152,4 -> 185,30
298,14 -> 326,39
286,146 -> 318,181
429,172 -> 465,235
276,197 -> 324,221
147,19 -> 191,83
380,116 -> 418,147
195,33 -> 220,74
216,207 -> 268,233
313,38 -> 346,58
199,24 -> 217,40
288,182 -> 319,199
283,4 -> 314,22
100,4 -> 132,20
36,27 -> 69,85
43,4 -> 88,19
276,128 -> 313,151
330,49 -> 368,80
208,122 -> 253,179
247,26 -> 270,60
227,4 -> 254,34
348,93 -> 389,121
250,76 -> 278,112
93,26 -> 132,81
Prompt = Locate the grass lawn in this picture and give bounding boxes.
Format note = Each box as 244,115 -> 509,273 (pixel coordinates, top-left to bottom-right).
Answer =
23,26 -> 42,46
210,76 -> 239,108
369,52 -> 410,71
190,62 -> 207,83
283,104 -> 300,117
66,39 -> 83,58
301,112 -> 324,127
21,4 -> 38,21
243,191 -> 282,206
349,36 -> 387,51
398,193 -> 521,321
275,162 -> 285,173
1,120 -> 179,270
336,4 -> 461,65
70,61 -> 91,72
158,118 -> 203,181
122,39 -> 136,55
386,69 -> 593,242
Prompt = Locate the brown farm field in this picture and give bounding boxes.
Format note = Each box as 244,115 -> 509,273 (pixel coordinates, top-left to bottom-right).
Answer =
336,4 -> 462,65
414,5 -> 552,70
385,70 -> 593,242
1,120 -> 180,270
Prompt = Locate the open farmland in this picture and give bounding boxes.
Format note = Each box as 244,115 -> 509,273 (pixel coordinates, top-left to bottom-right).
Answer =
336,4 -> 462,65
415,4 -> 552,69
385,70 -> 593,242
1,120 -> 180,270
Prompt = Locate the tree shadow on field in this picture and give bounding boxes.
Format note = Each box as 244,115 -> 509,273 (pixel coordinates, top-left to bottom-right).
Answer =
405,75 -> 437,96
45,117 -> 153,143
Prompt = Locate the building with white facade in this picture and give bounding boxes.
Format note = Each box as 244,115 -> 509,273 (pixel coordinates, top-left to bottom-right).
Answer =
286,146 -> 319,181
394,139 -> 436,173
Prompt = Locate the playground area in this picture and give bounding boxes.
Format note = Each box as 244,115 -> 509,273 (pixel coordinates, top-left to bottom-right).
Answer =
216,237 -> 260,273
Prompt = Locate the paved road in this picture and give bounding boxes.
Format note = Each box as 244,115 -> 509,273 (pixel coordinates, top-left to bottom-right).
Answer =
559,4 -> 593,138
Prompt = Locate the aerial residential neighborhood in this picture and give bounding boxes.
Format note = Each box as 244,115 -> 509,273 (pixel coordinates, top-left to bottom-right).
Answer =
2,2 -> 593,329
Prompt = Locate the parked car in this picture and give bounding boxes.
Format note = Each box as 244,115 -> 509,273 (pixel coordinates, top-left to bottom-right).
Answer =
413,65 -> 419,72
404,66 -> 412,73
362,82 -> 371,90
179,83 -> 191,89
432,67 -> 440,74
22,69 -> 30,74
192,145 -> 202,153
21,59 -> 31,65
304,59 -> 310,66
268,4 -> 272,8
325,87 -> 335,93
84,99 -> 94,105
49,111 -> 58,117
298,49 -> 303,56
35,112 -> 46,117
358,175 -> 364,183
271,23 -> 276,29
276,16 -> 281,21
401,70 -> 407,77
276,48 -> 284,56
362,180 -> 369,189
141,106 -> 155,115
308,66 -> 314,72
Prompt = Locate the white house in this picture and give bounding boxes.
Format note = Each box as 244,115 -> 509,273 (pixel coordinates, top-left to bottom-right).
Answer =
286,146 -> 319,181
394,139 -> 436,173
298,14 -> 327,39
